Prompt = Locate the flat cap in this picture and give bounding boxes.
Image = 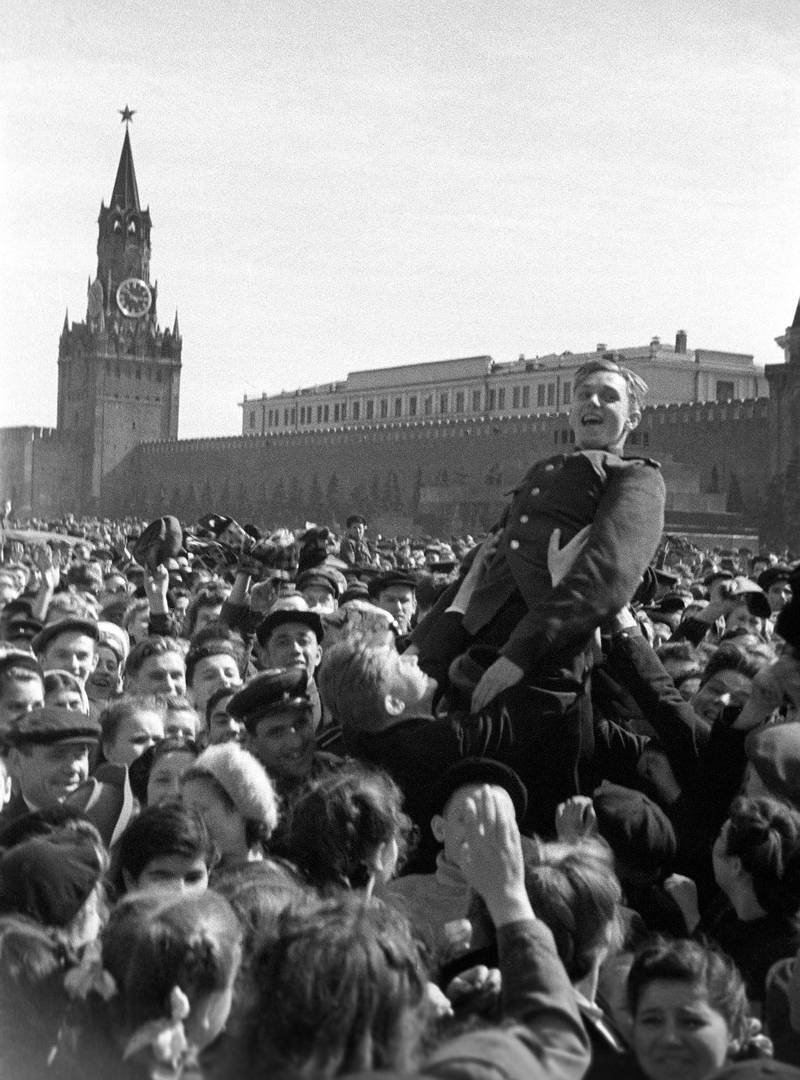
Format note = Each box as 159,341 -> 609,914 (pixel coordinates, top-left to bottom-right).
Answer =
7,706 -> 101,747
132,515 -> 183,572
346,514 -> 367,527
32,617 -> 99,656
228,668 -> 312,731
256,605 -> 324,647
0,651 -> 43,681
297,565 -> 347,599
367,571 -> 418,599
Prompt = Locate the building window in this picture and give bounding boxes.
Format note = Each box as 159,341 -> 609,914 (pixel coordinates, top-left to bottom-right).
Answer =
323,404 -> 329,422
472,389 -> 482,411
547,383 -> 555,406
643,431 -> 650,447
439,392 -> 448,414
563,381 -> 571,404
353,401 -> 360,420
716,381 -> 735,402
497,388 -> 505,410
424,396 -> 432,416
394,397 -> 402,417
409,395 -> 417,416
316,405 -> 322,422
284,409 -> 289,425
522,386 -> 530,408
537,385 -> 545,407
512,386 -> 521,408
455,391 -> 464,412
366,400 -> 374,420
291,408 -> 296,424
341,402 -> 347,420
380,398 -> 388,419
334,404 -> 340,422
488,388 -> 496,411
249,412 -> 256,429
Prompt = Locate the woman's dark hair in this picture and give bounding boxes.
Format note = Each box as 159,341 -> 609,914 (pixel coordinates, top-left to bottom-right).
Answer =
523,837 -> 623,983
227,894 -> 428,1079
182,587 -> 229,639
101,889 -> 241,1037
109,800 -> 213,895
128,735 -> 199,805
627,937 -> 748,1044
283,763 -> 415,890
721,796 -> 800,919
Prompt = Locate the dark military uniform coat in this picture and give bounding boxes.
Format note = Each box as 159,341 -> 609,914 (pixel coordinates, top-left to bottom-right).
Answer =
416,449 -> 665,686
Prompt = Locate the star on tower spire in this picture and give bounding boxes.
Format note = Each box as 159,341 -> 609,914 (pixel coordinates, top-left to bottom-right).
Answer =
119,105 -> 136,125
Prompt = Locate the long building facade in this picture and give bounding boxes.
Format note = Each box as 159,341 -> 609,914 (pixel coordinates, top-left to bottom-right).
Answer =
240,336 -> 765,437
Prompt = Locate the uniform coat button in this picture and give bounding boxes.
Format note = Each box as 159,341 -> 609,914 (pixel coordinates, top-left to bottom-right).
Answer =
530,487 -> 540,496
519,515 -> 529,524
544,463 -> 555,471
509,539 -> 520,550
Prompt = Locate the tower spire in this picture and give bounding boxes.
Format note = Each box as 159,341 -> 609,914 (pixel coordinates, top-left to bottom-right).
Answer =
111,126 -> 141,210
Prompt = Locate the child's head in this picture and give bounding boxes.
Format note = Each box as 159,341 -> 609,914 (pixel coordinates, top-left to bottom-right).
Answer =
112,800 -> 214,896
185,642 -> 243,717
430,759 -> 528,866
102,889 -> 242,1061
99,695 -> 166,767
43,669 -> 90,712
162,694 -> 201,742
284,762 -> 414,890
0,652 -> 44,730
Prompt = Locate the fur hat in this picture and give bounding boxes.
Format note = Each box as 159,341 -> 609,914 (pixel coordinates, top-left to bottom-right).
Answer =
97,620 -> 129,663
188,743 -> 279,834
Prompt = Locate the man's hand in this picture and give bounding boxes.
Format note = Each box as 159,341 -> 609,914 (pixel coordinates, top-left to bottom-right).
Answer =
555,796 -> 598,843
143,563 -> 170,615
456,785 -> 532,928
547,525 -> 591,587
34,545 -> 61,593
470,656 -> 523,713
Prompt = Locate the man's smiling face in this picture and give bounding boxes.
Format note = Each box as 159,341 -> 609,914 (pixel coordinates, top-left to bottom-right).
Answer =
570,370 -> 638,454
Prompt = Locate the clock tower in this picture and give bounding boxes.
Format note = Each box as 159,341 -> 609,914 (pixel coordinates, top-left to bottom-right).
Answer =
56,113 -> 182,511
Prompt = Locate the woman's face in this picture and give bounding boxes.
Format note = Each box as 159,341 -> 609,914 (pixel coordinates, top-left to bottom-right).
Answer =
146,750 -> 196,805
633,979 -> 734,1080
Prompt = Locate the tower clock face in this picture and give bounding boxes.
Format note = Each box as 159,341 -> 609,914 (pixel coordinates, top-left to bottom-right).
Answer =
116,277 -> 152,318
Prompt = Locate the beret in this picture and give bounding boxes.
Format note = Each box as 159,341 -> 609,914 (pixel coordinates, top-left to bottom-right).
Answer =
367,571 -> 418,599
131,515 -> 183,572
7,705 -> 101,747
256,606 -> 324,648
758,565 -> 793,592
32,617 -> 99,655
591,781 -> 677,875
745,725 -> 800,810
430,757 -> 528,822
0,834 -> 103,928
227,668 -> 312,731
97,620 -> 130,662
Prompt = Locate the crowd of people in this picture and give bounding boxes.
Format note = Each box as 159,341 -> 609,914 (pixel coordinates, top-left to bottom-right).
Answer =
1,355 -> 800,1079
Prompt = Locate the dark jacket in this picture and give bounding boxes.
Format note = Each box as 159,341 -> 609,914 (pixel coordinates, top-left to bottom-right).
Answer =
414,450 -> 664,685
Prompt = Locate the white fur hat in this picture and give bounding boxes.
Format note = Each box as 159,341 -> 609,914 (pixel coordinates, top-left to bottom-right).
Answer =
191,743 -> 279,835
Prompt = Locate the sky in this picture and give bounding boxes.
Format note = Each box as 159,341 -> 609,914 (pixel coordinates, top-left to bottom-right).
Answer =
1,0 -> 799,438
